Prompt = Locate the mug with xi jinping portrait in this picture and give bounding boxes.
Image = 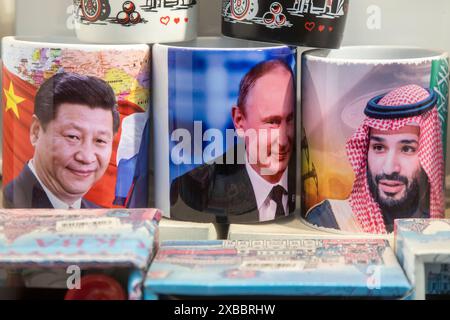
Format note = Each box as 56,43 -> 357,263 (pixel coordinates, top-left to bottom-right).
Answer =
1,36 -> 151,210
301,46 -> 449,235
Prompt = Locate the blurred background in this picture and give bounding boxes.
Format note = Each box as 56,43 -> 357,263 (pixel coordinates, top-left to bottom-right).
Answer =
1,0 -> 450,204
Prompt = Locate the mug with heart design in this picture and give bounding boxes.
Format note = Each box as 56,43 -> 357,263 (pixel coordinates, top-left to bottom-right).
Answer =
222,0 -> 349,48
73,0 -> 198,44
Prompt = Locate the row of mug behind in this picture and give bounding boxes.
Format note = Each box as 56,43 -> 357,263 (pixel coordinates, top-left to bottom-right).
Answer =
1,36 -> 449,235
71,0 -> 349,48
13,0 -> 450,53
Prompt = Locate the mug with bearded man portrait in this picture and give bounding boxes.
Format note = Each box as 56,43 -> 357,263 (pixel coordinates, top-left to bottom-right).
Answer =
306,84 -> 445,234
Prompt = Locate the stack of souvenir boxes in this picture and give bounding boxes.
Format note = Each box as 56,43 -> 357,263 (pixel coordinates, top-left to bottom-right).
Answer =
395,219 -> 450,300
144,239 -> 412,300
0,209 -> 161,300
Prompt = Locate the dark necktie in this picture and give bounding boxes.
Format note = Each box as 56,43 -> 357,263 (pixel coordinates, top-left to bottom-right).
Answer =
271,185 -> 287,218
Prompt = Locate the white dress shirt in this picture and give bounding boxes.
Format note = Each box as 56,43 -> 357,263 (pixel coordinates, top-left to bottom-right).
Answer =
245,158 -> 289,222
28,160 -> 82,210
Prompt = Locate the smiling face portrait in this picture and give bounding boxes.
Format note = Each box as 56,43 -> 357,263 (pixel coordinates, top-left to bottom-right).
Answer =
29,73 -> 120,206
231,60 -> 295,184
31,104 -> 115,204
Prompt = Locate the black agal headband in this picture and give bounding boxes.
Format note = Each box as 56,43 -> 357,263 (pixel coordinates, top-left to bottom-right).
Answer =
365,89 -> 438,120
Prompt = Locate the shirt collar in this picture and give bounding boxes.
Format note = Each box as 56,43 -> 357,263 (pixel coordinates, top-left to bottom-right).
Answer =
244,155 -> 288,210
28,160 -> 82,210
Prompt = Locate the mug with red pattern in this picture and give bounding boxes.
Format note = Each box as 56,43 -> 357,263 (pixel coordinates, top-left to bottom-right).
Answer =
222,0 -> 349,48
73,0 -> 198,44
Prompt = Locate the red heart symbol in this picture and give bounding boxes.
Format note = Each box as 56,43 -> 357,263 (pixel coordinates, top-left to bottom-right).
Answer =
329,26 -> 334,32
318,25 -> 325,32
185,17 -> 189,23
174,17 -> 180,24
160,16 -> 170,25
305,22 -> 315,32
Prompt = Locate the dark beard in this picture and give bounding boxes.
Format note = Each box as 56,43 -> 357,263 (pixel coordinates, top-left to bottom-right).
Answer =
367,169 -> 429,222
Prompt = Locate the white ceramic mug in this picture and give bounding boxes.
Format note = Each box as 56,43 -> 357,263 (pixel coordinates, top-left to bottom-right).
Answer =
301,46 -> 449,234
1,36 -> 151,209
153,36 -> 297,224
73,0 -> 198,44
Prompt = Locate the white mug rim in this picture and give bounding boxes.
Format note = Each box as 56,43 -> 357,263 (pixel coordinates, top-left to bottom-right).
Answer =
154,36 -> 292,51
2,36 -> 149,50
303,45 -> 448,65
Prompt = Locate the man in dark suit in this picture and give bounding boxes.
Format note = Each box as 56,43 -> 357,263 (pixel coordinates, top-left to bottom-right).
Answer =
170,59 -> 296,223
3,165 -> 99,209
3,73 -> 120,209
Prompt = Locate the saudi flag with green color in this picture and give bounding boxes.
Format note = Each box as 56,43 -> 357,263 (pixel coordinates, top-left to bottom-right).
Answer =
430,57 -> 449,156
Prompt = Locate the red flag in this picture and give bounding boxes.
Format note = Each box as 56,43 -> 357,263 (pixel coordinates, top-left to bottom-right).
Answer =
2,66 -> 36,185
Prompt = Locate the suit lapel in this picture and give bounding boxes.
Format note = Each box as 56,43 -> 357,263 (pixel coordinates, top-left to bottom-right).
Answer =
225,164 -> 258,216
81,198 -> 99,209
21,165 -> 54,208
209,163 -> 259,224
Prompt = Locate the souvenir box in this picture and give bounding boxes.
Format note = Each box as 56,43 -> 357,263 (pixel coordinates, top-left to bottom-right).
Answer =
228,215 -> 392,244
0,209 -> 161,300
395,219 -> 450,300
144,239 -> 412,300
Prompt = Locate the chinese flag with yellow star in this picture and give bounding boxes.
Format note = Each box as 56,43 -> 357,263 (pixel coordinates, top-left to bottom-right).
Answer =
1,66 -> 145,208
2,66 -> 36,186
